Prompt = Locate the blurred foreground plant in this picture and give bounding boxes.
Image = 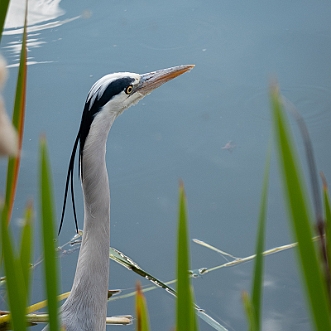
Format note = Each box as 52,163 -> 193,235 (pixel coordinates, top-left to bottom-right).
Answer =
271,84 -> 331,330
0,1 -> 31,329
242,148 -> 270,331
243,84 -> 331,331
135,183 -> 198,331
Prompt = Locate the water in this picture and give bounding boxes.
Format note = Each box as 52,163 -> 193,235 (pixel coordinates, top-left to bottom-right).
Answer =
1,0 -> 331,330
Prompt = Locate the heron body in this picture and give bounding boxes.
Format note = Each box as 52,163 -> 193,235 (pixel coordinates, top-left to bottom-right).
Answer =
56,65 -> 194,331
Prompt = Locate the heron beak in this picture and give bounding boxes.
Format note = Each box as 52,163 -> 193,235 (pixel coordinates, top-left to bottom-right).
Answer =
136,64 -> 195,96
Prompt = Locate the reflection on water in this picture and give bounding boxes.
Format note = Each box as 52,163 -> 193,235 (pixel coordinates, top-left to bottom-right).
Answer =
282,85 -> 331,131
4,0 -> 64,30
3,0 -> 81,67
4,15 -> 80,36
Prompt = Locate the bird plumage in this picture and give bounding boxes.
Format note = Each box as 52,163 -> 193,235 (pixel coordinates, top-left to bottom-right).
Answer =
54,65 -> 194,331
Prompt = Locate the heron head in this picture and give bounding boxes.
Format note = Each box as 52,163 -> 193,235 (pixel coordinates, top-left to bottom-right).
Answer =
79,65 -> 194,154
85,64 -> 195,117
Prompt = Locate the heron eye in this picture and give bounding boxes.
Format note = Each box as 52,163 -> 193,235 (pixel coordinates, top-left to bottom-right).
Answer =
125,85 -> 133,94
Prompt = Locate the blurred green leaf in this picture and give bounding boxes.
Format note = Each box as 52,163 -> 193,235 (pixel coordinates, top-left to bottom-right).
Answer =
19,202 -> 33,304
242,291 -> 257,331
321,174 -> 331,277
190,285 -> 198,331
250,149 -> 270,330
135,282 -> 150,331
176,182 -> 198,331
0,0 -> 10,42
271,85 -> 331,330
39,137 -> 60,331
0,206 -> 27,330
3,0 -> 28,224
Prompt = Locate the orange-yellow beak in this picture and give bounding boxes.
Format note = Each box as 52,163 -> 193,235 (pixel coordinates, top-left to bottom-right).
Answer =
136,64 -> 195,95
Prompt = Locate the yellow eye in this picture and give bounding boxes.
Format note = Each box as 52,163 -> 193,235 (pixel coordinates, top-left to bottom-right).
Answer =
125,85 -> 133,94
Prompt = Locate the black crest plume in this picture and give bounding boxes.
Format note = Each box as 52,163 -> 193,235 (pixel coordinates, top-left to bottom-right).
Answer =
58,76 -> 134,235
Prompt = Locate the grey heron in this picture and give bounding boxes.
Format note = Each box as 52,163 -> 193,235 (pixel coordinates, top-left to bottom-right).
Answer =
56,65 -> 194,331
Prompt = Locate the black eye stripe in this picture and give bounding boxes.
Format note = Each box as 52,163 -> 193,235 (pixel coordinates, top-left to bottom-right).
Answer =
78,76 -> 135,163
95,77 -> 134,108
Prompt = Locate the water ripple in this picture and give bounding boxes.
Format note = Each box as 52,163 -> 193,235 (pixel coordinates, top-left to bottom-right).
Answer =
2,0 -> 82,67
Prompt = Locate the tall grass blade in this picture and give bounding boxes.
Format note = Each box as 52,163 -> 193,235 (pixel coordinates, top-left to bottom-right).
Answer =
3,0 -> 28,224
271,84 -> 331,330
0,0 -> 10,42
19,202 -> 33,303
321,173 -> 331,278
176,182 -> 198,331
39,137 -> 60,331
284,100 -> 323,225
135,282 -> 150,331
190,286 -> 198,331
284,100 -> 330,288
250,149 -> 270,330
0,206 -> 27,330
242,291 -> 257,331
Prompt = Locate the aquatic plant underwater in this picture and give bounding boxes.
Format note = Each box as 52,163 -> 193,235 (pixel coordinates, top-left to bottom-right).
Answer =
0,1 -> 331,330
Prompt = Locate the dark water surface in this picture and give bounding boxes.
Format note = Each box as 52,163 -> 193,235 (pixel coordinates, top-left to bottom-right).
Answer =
1,0 -> 331,330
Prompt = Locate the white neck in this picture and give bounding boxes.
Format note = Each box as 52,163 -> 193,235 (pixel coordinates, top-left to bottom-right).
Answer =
61,110 -> 117,331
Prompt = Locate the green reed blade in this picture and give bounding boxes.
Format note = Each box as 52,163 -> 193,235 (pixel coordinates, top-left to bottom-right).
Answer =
190,286 -> 198,331
39,137 -> 60,331
321,174 -> 331,274
271,85 -> 331,330
135,282 -> 150,331
3,0 -> 28,224
251,148 -> 270,330
176,182 -> 198,331
0,0 -> 10,42
242,291 -> 257,331
19,202 -> 33,303
0,206 -> 27,330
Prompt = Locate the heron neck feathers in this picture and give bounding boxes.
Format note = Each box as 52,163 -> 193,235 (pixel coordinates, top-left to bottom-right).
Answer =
61,110 -> 116,331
